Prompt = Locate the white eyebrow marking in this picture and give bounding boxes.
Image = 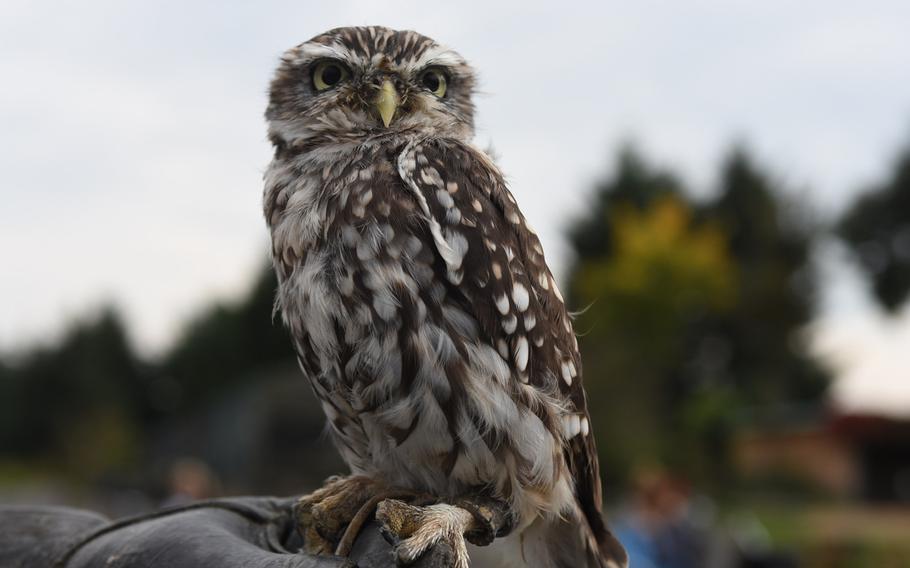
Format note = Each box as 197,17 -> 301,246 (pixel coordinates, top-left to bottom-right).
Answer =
409,45 -> 465,71
289,42 -> 365,67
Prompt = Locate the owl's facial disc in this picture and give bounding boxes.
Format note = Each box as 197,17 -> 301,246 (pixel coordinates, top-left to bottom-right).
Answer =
268,27 -> 477,147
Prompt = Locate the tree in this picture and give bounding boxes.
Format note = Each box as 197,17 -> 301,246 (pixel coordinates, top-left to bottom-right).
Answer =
566,146 -> 828,487
569,147 -> 685,262
701,149 -> 828,405
838,140 -> 910,311
0,308 -> 148,478
0,265 -> 306,487
163,265 -> 295,411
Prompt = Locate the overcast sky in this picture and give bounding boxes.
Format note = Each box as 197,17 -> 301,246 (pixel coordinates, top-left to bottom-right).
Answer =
2,1 -> 909,412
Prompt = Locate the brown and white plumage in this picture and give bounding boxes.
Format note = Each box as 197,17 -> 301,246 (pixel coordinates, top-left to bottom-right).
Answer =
263,26 -> 627,568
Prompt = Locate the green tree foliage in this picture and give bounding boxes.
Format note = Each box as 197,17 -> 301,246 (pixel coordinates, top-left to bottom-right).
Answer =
838,141 -> 910,311
0,267 -> 299,484
704,152 -> 827,403
567,147 -> 828,487
569,148 -> 686,261
0,361 -> 24,456
0,309 -> 147,478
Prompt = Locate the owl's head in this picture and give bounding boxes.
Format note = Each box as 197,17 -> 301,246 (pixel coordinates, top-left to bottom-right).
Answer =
267,27 -> 476,151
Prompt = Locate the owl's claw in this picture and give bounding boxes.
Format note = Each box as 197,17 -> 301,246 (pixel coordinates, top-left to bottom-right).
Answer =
295,475 -> 386,555
296,475 -> 428,557
376,496 -> 513,568
377,499 -> 474,568
297,474 -> 515,565
453,495 -> 516,547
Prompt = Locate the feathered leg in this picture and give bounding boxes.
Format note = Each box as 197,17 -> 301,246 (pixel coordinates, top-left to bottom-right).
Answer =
376,495 -> 514,568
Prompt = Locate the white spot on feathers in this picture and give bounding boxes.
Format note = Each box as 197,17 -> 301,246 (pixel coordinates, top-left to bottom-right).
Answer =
436,189 -> 454,208
356,239 -> 374,260
497,339 -> 509,360
502,314 -> 517,334
443,230 -> 468,270
562,414 -> 581,438
373,293 -> 397,320
512,283 -> 529,312
538,272 -> 549,290
580,416 -> 590,436
495,293 -> 510,315
446,207 -> 462,224
420,167 -> 444,187
339,272 -> 354,296
381,224 -> 395,241
515,336 -> 529,372
405,236 -> 422,256
561,362 -> 573,386
342,226 -> 360,247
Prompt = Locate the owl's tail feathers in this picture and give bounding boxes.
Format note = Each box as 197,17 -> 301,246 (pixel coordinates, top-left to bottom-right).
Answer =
515,510 -> 627,568
581,500 -> 628,568
590,523 -> 629,568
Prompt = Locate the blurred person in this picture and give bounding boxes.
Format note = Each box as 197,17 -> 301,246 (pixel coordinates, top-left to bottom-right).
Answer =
614,468 -> 709,568
160,457 -> 221,508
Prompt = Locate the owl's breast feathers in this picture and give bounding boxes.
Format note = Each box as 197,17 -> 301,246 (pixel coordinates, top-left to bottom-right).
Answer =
265,137 -> 626,567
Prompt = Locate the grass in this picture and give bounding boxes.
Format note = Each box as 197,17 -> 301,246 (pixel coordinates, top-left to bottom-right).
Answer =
745,499 -> 910,568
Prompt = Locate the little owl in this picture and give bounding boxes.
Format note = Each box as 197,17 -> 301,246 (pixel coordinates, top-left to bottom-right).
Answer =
263,26 -> 627,568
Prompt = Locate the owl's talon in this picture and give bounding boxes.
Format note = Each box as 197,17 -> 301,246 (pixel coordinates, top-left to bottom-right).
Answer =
379,520 -> 401,546
376,499 -> 475,568
294,475 -> 386,555
455,495 -> 515,547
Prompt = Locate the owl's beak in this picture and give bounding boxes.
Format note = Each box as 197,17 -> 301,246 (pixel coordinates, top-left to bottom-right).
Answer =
375,80 -> 400,127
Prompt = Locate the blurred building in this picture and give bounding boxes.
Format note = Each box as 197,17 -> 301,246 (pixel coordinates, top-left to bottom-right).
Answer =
735,409 -> 910,502
148,363 -> 346,497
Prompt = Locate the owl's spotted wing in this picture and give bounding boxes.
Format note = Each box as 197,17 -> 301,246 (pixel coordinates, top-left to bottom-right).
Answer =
397,138 -> 623,563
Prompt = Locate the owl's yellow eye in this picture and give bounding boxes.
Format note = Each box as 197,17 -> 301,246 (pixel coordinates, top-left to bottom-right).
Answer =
419,68 -> 447,97
312,61 -> 349,91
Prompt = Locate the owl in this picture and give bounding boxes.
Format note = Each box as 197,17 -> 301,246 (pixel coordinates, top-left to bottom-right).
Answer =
263,26 -> 627,568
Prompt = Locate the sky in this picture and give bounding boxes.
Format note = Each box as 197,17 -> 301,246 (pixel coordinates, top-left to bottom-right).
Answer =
1,1 -> 909,413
